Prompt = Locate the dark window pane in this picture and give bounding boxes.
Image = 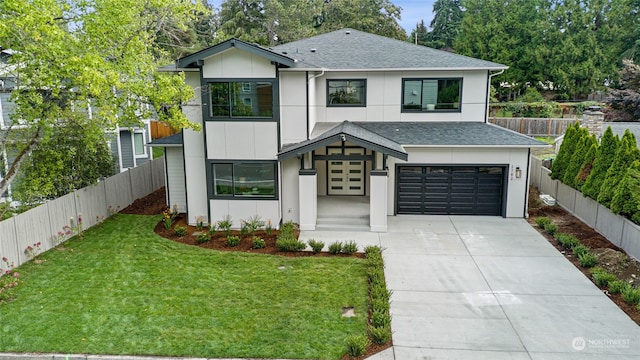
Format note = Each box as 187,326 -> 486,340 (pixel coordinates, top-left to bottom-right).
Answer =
328,79 -> 366,106
213,164 -> 233,195
210,83 -> 230,117
233,163 -> 275,197
402,78 -> 461,112
210,81 -> 273,118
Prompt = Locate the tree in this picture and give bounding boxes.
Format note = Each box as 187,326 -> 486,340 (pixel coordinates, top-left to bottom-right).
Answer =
574,143 -> 597,188
425,0 -> 463,49
582,126 -> 620,199
563,129 -> 596,188
605,59 -> 640,122
597,130 -> 640,207
0,0 -> 200,198
610,160 -> 640,224
408,20 -> 429,46
551,122 -> 580,180
319,0 -> 406,40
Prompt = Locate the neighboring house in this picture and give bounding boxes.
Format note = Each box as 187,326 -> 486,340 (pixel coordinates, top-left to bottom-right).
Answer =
153,29 -> 547,232
608,122 -> 640,148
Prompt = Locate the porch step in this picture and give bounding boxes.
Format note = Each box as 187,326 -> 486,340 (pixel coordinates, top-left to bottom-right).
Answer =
316,215 -> 370,231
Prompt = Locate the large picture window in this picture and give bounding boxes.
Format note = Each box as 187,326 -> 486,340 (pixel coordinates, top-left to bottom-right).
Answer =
209,81 -> 273,118
212,162 -> 277,198
402,78 -> 462,112
327,79 -> 366,106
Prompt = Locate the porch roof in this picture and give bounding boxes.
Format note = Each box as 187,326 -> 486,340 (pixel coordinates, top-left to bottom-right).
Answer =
278,121 -> 408,161
147,132 -> 183,147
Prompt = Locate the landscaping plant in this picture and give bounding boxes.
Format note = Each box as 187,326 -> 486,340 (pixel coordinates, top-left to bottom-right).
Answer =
328,241 -> 343,254
342,241 -> 358,255
572,244 -> 591,257
621,286 -> 640,306
535,217 -> 552,228
544,223 -> 558,236
173,226 -> 187,237
196,233 -> 210,244
226,235 -> 240,247
578,252 -> 598,267
216,215 -> 233,238
609,279 -> 631,294
555,233 -> 580,249
344,334 -> 369,357
597,132 -> 640,207
307,239 -> 325,253
252,236 -> 266,249
581,126 -> 619,199
590,267 -> 617,288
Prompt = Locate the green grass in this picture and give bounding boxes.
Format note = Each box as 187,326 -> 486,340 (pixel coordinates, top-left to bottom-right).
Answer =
0,214 -> 368,359
152,147 -> 164,159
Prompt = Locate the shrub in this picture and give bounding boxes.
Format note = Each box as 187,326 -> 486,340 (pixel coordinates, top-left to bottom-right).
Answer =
196,233 -> 210,244
371,309 -> 391,328
370,283 -> 392,302
173,226 -> 187,237
344,334 -> 369,357
307,239 -> 325,253
276,237 -> 306,252
621,286 -> 640,306
551,122 -> 580,180
328,241 -> 343,254
610,161 -> 640,223
226,235 -> 240,247
578,252 -> 598,267
556,233 -> 580,249
242,215 -> 265,236
609,280 -> 631,294
544,223 -> 558,236
582,127 -> 619,199
535,217 -> 552,228
590,267 -> 617,287
371,298 -> 390,314
342,240 -> 358,254
279,221 -> 297,238
367,268 -> 385,284
563,129 -> 596,188
597,132 -> 640,207
572,244 -> 591,257
369,325 -> 392,345
216,215 -> 233,238
252,236 -> 266,249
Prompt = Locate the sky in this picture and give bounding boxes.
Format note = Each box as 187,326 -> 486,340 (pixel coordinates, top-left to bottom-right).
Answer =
209,0 -> 436,34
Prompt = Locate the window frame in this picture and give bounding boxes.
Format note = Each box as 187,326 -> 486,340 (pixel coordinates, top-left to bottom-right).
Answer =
133,131 -> 146,157
209,160 -> 278,200
326,79 -> 367,107
401,78 -> 463,113
204,79 -> 277,121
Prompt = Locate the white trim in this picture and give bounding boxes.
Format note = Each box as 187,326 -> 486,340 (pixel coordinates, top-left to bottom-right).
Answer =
115,126 -> 124,172
403,144 -> 550,148
279,66 -> 509,72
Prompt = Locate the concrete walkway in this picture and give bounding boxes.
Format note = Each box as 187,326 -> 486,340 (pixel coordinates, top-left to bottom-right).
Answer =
300,215 -> 640,360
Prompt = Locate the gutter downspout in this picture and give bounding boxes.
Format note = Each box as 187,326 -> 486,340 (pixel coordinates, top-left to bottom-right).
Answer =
485,69 -> 505,123
306,69 -> 325,140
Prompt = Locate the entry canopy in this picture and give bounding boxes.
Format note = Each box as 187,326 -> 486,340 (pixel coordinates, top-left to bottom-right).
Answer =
278,121 -> 408,161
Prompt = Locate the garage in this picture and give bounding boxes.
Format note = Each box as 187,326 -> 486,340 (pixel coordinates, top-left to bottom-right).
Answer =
396,165 -> 506,216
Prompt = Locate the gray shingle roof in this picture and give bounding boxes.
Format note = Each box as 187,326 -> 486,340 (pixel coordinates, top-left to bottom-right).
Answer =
147,132 -> 183,147
279,121 -> 408,161
311,121 -> 548,147
607,122 -> 640,148
271,29 -> 507,70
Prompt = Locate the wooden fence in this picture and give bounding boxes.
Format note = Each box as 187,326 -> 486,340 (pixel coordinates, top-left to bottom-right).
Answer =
150,120 -> 177,140
0,158 -> 165,272
489,117 -> 579,137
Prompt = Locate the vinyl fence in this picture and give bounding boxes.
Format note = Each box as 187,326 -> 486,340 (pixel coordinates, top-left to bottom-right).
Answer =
490,117 -> 578,137
530,156 -> 640,261
0,158 -> 165,271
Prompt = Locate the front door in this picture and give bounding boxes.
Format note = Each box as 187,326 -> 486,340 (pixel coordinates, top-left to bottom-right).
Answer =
327,148 -> 365,195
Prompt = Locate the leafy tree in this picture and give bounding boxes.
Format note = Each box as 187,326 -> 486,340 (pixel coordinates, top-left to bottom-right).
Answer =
408,20 -> 429,46
597,130 -> 640,207
425,0 -> 463,50
563,129 -> 596,188
574,143 -> 597,188
610,160 -> 640,224
605,59 -> 640,122
551,122 -> 581,180
0,0 -> 200,198
582,126 -> 620,199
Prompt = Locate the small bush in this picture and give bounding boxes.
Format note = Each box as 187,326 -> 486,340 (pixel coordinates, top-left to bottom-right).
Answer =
342,240 -> 358,255
242,215 -> 265,236
371,309 -> 391,328
535,217 -> 552,228
621,286 -> 640,306
279,221 -> 297,238
173,226 -> 187,237
276,237 -> 306,252
544,223 -> 558,235
572,244 -> 591,257
252,236 -> 266,249
307,239 -> 325,253
216,215 -> 233,238
226,235 -> 240,247
609,280 -> 631,294
578,252 -> 598,267
367,268 -> 385,284
196,233 -> 210,244
328,241 -> 343,254
590,267 -> 617,288
556,233 -> 580,249
370,283 -> 392,302
344,334 -> 369,357
369,325 -> 392,345
371,297 -> 390,313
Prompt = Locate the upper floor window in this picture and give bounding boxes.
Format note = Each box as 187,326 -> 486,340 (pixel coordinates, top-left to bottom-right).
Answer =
402,78 -> 462,112
209,81 -> 273,118
327,79 -> 366,107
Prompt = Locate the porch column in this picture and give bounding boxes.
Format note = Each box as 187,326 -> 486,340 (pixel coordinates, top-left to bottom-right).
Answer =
298,169 -> 317,231
370,170 -> 388,232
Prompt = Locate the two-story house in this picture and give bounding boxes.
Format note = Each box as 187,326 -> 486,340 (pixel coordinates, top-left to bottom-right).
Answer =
153,29 -> 546,232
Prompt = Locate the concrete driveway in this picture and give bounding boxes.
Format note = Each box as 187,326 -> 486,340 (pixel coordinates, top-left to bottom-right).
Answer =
300,216 -> 640,359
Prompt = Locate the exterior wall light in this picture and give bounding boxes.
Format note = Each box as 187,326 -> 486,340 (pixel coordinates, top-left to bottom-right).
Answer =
515,167 -> 522,179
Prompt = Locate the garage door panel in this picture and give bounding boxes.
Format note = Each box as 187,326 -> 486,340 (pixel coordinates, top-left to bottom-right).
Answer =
397,165 -> 504,216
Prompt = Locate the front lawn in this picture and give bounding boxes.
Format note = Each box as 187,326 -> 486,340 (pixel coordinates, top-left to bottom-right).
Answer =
0,214 -> 368,359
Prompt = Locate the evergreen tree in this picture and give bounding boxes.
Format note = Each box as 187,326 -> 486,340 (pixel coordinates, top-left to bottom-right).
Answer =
574,143 -> 597,189
582,126 -> 619,199
408,20 -> 429,46
563,129 -> 596,188
610,160 -> 640,224
425,0 -> 463,49
597,131 -> 640,207
550,122 -> 580,180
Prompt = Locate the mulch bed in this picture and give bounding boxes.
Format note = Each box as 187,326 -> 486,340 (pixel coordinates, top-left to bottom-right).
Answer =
528,186 -> 640,326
